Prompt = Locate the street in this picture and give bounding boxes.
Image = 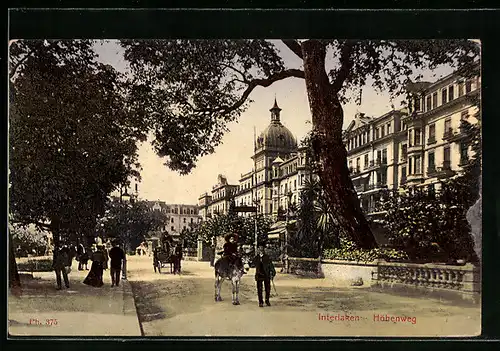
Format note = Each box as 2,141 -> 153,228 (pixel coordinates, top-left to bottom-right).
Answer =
127,255 -> 481,337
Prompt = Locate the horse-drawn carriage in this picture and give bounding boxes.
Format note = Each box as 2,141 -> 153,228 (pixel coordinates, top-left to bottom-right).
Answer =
153,247 -> 177,273
152,234 -> 182,274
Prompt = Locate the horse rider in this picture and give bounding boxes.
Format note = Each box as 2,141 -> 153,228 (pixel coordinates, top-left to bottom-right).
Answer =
223,233 -> 246,275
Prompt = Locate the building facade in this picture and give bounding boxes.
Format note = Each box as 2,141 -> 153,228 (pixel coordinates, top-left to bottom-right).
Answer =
146,201 -> 202,234
199,100 -> 309,219
344,66 -> 480,215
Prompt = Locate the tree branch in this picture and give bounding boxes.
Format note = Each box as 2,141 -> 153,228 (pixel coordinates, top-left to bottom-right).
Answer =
193,69 -> 305,115
220,63 -> 249,83
282,40 -> 304,60
331,41 -> 355,93
9,50 -> 34,80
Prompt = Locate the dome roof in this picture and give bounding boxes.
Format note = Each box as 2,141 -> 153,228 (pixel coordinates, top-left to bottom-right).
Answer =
256,99 -> 297,151
258,123 -> 297,150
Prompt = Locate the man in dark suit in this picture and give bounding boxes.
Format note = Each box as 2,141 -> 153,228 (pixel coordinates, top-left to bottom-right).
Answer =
53,245 -> 71,290
253,243 -> 276,307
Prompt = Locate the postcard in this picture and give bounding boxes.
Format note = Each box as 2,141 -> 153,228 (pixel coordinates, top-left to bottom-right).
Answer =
8,36 -> 481,337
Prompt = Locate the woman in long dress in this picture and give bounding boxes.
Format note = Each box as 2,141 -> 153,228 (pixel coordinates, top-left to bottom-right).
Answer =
83,245 -> 107,287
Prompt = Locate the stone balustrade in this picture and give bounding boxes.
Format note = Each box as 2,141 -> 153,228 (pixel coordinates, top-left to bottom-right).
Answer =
372,260 -> 480,302
285,257 -> 481,303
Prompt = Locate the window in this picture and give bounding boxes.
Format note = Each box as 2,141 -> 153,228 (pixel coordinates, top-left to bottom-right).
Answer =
443,146 -> 451,167
401,144 -> 408,160
375,128 -> 380,139
294,179 -> 297,190
432,92 -> 438,109
428,151 -> 435,171
426,96 -> 432,111
401,167 -> 407,182
414,128 -> 421,146
442,89 -> 447,104
414,98 -> 421,111
356,158 -> 360,171
428,124 -> 436,143
171,226 -> 174,231
377,150 -> 382,163
415,155 -> 421,174
448,85 -> 454,101
466,79 -> 472,93
381,126 -> 385,138
364,154 -> 369,168
387,123 -> 391,134
408,157 -> 413,175
458,82 -> 464,97
444,119 -> 452,133
171,218 -> 174,223
183,218 -> 186,223
382,149 -> 388,164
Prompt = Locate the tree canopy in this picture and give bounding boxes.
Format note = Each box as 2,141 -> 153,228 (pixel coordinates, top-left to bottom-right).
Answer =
9,40 -> 144,246
120,39 -> 480,249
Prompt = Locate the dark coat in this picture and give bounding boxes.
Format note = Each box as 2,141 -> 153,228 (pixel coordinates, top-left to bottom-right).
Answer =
53,247 -> 71,269
223,242 -> 238,256
254,254 -> 276,281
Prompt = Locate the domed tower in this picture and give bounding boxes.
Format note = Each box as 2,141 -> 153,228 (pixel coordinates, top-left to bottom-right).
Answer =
252,99 -> 298,216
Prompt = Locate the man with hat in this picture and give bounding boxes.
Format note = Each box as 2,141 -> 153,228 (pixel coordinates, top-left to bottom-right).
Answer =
223,233 -> 245,274
254,242 -> 276,307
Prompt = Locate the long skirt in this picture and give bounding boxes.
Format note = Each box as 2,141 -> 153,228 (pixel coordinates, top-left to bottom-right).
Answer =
83,261 -> 104,287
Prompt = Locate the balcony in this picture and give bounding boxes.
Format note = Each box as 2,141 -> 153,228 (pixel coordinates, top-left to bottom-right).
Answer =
407,172 -> 424,183
427,166 -> 438,177
355,184 -> 367,193
436,161 -> 455,178
365,183 -> 387,191
443,129 -> 456,141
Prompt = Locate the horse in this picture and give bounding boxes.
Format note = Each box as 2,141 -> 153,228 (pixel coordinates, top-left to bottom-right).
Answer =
214,255 -> 250,305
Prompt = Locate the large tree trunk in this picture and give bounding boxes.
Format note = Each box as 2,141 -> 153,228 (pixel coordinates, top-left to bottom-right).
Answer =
9,229 -> 21,290
301,40 -> 377,249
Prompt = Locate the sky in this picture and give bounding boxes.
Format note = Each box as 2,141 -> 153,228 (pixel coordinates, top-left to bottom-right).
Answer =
94,40 -> 455,205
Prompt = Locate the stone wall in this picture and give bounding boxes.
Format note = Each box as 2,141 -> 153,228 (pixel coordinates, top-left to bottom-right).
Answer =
285,257 -> 481,303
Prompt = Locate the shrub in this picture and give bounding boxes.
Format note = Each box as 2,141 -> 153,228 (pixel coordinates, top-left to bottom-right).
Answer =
323,238 -> 408,263
17,259 -> 53,272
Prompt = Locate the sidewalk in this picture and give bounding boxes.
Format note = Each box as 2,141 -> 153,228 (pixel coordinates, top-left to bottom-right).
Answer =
8,259 -> 142,336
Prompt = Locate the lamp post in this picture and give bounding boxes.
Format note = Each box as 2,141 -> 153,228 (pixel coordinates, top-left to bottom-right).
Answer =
285,191 -> 293,273
254,195 -> 262,255
120,186 -> 131,280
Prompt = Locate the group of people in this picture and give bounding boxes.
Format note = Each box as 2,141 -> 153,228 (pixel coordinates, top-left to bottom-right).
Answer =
220,233 -> 276,307
52,240 -> 126,290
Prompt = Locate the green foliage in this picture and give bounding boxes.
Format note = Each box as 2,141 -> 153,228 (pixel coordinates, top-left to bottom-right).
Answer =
9,39 -> 144,245
99,198 -> 168,250
294,174 -> 340,258
10,224 -> 48,257
180,225 -> 199,249
323,238 -> 408,263
378,179 -> 478,263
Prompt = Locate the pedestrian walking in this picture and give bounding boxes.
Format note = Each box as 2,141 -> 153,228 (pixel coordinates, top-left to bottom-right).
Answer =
253,243 -> 276,307
174,242 -> 183,274
53,245 -> 71,290
83,245 -> 106,287
109,241 -> 126,287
